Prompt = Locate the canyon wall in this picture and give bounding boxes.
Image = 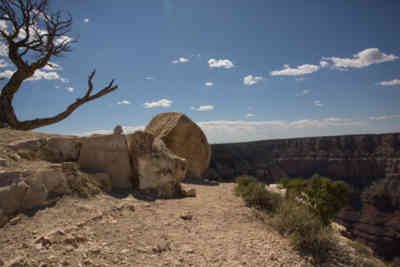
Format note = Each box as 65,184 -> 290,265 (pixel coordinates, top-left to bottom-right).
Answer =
208,133 -> 400,187
207,133 -> 400,260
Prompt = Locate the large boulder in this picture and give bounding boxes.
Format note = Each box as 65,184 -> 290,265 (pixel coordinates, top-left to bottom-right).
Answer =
126,131 -> 187,198
145,112 -> 211,178
78,134 -> 133,190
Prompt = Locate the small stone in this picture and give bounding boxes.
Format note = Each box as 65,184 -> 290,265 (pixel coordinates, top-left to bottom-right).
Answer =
180,213 -> 193,221
182,245 -> 194,254
121,249 -> 129,254
8,153 -> 21,161
153,239 -> 170,253
9,216 -> 20,225
114,125 -> 123,135
184,188 -> 196,197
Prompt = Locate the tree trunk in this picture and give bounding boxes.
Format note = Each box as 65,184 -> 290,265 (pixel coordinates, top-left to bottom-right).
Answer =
0,95 -> 18,128
0,70 -> 32,129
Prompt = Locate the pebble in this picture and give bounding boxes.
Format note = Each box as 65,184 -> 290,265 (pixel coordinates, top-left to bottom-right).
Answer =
9,216 -> 21,225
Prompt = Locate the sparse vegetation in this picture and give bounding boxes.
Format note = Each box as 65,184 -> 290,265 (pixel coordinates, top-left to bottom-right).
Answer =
271,199 -> 335,261
234,175 -> 280,212
235,174 -> 351,263
278,174 -> 350,225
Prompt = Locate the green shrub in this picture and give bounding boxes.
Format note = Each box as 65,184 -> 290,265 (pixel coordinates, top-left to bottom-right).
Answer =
234,175 -> 258,196
279,174 -> 350,225
277,177 -> 290,188
272,199 -> 336,262
235,175 -> 281,212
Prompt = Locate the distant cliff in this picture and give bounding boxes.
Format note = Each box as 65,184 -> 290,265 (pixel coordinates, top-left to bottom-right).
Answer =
207,133 -> 400,260
208,133 -> 400,188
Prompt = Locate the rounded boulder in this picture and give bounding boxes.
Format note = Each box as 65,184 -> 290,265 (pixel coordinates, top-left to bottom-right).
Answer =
145,112 -> 211,178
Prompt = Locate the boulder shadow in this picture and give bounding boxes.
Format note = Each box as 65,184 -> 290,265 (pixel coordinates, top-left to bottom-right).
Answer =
182,177 -> 220,186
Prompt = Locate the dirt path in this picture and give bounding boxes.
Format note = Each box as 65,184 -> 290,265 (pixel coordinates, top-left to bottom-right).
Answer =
0,182 -> 311,267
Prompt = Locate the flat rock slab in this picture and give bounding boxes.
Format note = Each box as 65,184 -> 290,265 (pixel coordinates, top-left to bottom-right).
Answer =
78,134 -> 133,190
7,136 -> 81,163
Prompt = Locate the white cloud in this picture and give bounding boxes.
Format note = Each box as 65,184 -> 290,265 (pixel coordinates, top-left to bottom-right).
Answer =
197,118 -> 366,143
295,77 -> 308,81
144,98 -> 172,108
42,62 -> 62,71
145,76 -> 155,80
0,20 -> 8,34
320,60 -> 329,68
117,100 -> 131,105
0,42 -> 9,56
208,58 -> 234,69
246,113 -> 255,118
172,57 -> 189,64
243,75 -> 263,86
27,69 -> 60,81
0,59 -> 8,68
270,64 -> 320,76
60,78 -> 68,83
322,48 -> 398,69
0,69 -> 15,79
67,87 -> 74,93
83,18 -> 90,23
191,105 -> 214,111
314,100 -> 323,107
368,114 -> 400,121
78,117 -> 367,144
205,82 -> 213,86
16,24 -> 71,47
0,69 -> 62,81
296,89 -> 310,96
377,79 -> 400,86
54,35 -> 73,46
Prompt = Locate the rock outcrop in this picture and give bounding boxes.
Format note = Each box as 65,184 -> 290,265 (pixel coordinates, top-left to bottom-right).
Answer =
126,131 -> 187,198
78,134 -> 133,190
0,164 -> 105,227
145,112 -> 211,179
8,136 -> 81,163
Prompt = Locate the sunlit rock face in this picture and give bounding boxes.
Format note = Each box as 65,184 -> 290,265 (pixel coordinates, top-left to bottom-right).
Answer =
145,112 -> 211,179
78,134 -> 133,190
126,131 -> 187,198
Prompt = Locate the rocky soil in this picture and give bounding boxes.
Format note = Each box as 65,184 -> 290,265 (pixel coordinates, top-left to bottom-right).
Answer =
0,182 -> 313,267
1,181 -> 390,267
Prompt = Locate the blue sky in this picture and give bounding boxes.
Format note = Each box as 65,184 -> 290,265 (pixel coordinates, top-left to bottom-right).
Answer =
1,0 -> 400,143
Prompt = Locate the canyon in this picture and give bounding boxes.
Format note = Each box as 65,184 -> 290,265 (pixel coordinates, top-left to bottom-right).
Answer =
207,133 -> 400,261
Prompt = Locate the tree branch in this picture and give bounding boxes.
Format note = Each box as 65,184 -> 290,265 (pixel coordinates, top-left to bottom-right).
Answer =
14,71 -> 118,130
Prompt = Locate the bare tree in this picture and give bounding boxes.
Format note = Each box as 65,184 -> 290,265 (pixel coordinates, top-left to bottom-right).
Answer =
0,0 -> 118,130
